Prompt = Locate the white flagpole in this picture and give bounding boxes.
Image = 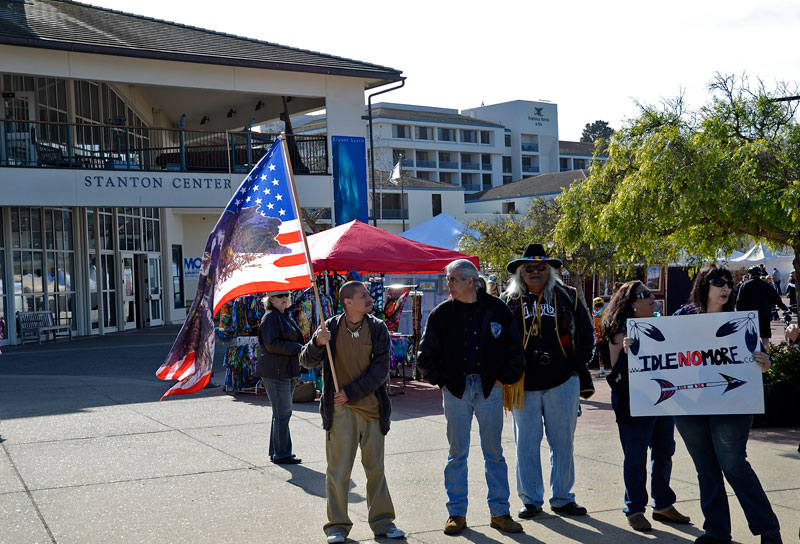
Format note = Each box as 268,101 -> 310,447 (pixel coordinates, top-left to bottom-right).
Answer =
279,133 -> 340,392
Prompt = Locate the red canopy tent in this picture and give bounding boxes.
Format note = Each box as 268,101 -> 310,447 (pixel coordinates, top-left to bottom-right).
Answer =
307,220 -> 479,273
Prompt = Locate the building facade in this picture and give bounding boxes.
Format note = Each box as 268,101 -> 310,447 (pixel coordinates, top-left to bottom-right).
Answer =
0,0 -> 401,344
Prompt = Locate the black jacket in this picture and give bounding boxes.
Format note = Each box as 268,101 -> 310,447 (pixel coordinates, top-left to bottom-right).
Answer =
300,313 -> 392,435
736,278 -> 787,337
256,309 -> 304,380
506,284 -> 595,393
417,291 -> 525,399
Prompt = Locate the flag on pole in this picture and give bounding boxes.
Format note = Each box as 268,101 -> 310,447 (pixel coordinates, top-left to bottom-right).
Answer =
156,136 -> 312,400
390,160 -> 401,185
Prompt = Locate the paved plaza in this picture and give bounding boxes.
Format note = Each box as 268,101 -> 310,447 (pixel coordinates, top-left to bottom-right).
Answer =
1,325 -> 798,543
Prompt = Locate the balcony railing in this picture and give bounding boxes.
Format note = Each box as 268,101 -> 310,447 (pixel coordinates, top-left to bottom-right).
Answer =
522,165 -> 540,173
462,184 -> 483,192
521,143 -> 539,152
0,119 -> 327,175
481,163 -> 492,171
415,159 -> 437,168
461,162 -> 480,170
439,160 -> 459,169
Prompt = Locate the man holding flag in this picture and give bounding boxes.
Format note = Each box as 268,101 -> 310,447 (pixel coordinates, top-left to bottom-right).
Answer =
301,281 -> 405,543
156,136 -> 312,399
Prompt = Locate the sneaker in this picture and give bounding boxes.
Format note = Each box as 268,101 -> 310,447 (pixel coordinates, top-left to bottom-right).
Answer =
490,514 -> 523,533
552,502 -> 587,516
378,527 -> 405,539
273,456 -> 302,465
653,505 -> 691,524
627,512 -> 652,532
443,515 -> 466,535
326,532 -> 345,544
518,504 -> 543,519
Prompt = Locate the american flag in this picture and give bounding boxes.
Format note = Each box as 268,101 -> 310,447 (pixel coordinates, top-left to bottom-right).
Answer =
156,136 -> 312,399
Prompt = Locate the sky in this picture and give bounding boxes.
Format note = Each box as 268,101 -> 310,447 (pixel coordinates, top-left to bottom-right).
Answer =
86,0 -> 800,141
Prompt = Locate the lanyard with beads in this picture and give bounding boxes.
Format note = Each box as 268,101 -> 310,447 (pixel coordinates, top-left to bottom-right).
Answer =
521,293 -> 543,350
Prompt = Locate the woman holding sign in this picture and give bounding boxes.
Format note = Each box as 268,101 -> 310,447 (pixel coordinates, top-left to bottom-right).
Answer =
673,265 -> 782,544
602,281 -> 690,532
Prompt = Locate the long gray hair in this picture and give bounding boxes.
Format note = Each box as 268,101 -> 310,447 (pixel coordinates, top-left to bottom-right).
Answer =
503,262 -> 561,303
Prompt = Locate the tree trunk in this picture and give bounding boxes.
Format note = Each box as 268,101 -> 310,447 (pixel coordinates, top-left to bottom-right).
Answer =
569,271 -> 587,307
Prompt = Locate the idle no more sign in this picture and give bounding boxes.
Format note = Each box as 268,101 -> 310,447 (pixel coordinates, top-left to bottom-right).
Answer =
626,311 -> 764,417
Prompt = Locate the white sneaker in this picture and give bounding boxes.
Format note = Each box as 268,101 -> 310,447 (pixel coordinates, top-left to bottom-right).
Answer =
382,527 -> 405,539
326,532 -> 345,543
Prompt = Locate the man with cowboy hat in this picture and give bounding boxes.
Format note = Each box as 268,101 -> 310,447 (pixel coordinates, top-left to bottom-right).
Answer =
502,243 -> 595,519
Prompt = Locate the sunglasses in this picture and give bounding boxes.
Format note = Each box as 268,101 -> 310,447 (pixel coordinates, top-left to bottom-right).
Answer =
709,278 -> 734,289
272,293 -> 290,299
523,263 -> 548,273
634,289 -> 654,299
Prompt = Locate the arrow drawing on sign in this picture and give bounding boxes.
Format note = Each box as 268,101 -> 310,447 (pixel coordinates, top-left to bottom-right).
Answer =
651,373 -> 747,405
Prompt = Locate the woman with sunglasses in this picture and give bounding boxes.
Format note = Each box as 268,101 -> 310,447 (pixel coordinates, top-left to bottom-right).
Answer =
257,290 -> 304,465
672,265 -> 782,544
602,281 -> 690,532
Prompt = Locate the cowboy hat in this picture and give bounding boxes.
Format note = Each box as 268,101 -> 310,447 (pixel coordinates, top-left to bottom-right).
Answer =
506,243 -> 562,273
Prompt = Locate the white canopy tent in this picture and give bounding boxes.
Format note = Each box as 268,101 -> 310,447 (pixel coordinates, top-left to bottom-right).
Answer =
729,243 -> 795,280
399,213 -> 476,251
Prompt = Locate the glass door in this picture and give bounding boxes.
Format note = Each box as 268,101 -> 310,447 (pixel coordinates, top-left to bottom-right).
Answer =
1,91 -> 36,166
147,254 -> 163,326
121,253 -> 137,330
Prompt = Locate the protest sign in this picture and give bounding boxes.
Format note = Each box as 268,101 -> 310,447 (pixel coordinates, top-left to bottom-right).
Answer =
627,311 -> 764,416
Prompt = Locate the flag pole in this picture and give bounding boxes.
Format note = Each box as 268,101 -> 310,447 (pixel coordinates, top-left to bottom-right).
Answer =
279,133 -> 340,392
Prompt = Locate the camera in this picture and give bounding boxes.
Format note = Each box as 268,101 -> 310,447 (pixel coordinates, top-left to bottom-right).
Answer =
533,349 -> 551,365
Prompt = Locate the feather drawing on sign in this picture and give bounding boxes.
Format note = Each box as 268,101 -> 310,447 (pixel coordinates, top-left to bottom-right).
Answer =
652,373 -> 747,405
627,321 -> 666,355
715,312 -> 759,352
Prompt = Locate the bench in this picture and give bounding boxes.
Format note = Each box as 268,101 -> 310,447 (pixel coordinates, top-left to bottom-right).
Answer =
17,311 -> 73,344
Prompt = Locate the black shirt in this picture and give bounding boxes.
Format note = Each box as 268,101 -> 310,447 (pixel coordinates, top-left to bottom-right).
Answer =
454,299 -> 483,375
520,295 -> 571,391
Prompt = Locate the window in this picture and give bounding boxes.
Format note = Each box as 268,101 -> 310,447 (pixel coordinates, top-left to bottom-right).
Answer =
438,128 -> 455,141
560,157 -> 570,172
482,173 -> 492,188
503,175 -> 513,185
392,125 -> 410,138
415,126 -> 432,140
503,202 -> 516,214
36,78 -> 68,143
505,134 -> 512,147
439,172 -> 453,184
574,158 -> 587,170
416,170 -> 431,180
416,150 -> 428,161
481,154 -> 492,169
502,156 -> 512,173
172,245 -> 185,309
461,130 -> 477,143
432,194 -> 442,216
480,131 -> 491,144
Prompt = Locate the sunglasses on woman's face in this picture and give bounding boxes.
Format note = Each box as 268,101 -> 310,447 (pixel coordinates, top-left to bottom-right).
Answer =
524,263 -> 548,273
634,289 -> 653,299
709,278 -> 734,289
273,293 -> 290,299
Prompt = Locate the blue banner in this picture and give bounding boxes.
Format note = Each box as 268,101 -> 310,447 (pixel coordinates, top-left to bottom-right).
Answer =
331,136 -> 368,225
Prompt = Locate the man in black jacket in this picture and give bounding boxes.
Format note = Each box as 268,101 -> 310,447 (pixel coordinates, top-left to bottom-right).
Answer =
417,259 -> 525,535
300,281 -> 404,544
736,265 -> 788,344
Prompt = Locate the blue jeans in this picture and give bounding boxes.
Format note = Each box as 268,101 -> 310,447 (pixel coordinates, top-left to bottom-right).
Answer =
442,375 -> 510,517
617,414 -> 676,514
512,375 -> 579,508
674,414 -> 780,539
264,377 -> 296,460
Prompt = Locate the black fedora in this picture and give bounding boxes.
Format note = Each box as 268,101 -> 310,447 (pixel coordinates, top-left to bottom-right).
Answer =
506,243 -> 562,273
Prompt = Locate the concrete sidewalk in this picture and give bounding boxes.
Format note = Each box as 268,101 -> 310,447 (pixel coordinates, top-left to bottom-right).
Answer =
1,327 -> 798,543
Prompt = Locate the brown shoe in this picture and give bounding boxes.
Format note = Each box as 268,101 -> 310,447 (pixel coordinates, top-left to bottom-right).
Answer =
490,514 -> 523,533
653,505 -> 691,524
443,515 -> 466,535
627,512 -> 652,532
